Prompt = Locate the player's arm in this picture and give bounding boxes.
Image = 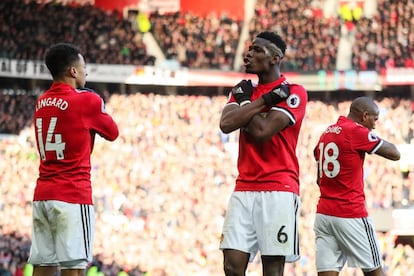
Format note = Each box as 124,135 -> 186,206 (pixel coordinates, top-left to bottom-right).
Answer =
243,109 -> 290,142
316,166 -> 320,185
219,99 -> 267,134
84,93 -> 119,141
242,84 -> 291,141
220,79 -> 263,133
375,139 -> 400,161
220,81 -> 290,135
313,147 -> 321,186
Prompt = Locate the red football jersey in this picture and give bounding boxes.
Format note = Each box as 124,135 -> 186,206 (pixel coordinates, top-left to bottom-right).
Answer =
227,76 -> 308,195
313,116 -> 383,218
33,83 -> 119,204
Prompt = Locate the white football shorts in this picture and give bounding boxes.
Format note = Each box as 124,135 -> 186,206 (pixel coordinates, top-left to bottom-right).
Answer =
314,213 -> 382,272
220,191 -> 301,262
28,200 -> 95,269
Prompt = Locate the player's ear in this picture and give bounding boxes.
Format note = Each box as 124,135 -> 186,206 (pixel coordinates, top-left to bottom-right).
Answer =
361,110 -> 370,122
270,54 -> 278,65
271,54 -> 282,65
70,65 -> 79,78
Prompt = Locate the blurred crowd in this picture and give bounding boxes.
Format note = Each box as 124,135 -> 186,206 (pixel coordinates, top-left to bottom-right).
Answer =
351,0 -> 414,71
246,0 -> 341,72
0,0 -> 155,66
1,0 -> 414,275
1,0 -> 413,72
1,89 -> 414,275
149,11 -> 241,70
0,90 -> 37,135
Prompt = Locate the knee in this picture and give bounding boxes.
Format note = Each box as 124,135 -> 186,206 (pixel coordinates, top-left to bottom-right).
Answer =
223,249 -> 249,276
223,261 -> 245,276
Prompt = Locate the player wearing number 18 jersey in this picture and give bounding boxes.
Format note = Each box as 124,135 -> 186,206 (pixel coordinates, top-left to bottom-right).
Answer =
28,43 -> 119,276
313,97 -> 399,275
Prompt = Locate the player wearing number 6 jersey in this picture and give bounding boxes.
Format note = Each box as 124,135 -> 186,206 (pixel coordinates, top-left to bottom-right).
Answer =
28,43 -> 119,276
313,97 -> 400,276
219,31 -> 307,276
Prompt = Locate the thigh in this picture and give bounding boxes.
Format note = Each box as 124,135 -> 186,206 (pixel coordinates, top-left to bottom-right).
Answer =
40,201 -> 95,267
55,201 -> 95,265
255,192 -> 300,263
314,214 -> 345,272
220,192 -> 259,262
333,217 -> 382,271
28,201 -> 58,265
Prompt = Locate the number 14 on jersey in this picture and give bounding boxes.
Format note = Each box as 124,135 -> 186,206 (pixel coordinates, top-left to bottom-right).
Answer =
36,117 -> 66,160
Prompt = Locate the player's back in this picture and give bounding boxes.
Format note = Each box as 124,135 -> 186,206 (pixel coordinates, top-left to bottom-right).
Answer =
314,116 -> 368,217
33,82 -> 101,204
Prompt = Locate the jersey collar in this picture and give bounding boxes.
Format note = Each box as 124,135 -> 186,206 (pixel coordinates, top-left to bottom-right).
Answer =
256,75 -> 287,90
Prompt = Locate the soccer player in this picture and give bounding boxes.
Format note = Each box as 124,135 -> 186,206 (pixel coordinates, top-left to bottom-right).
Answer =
313,97 -> 400,276
28,43 -> 119,276
219,31 -> 308,275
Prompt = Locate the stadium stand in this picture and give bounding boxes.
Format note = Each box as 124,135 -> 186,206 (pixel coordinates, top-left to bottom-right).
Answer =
149,11 -> 242,70
0,0 -> 155,66
351,0 -> 414,72
243,0 -> 341,72
1,90 -> 414,275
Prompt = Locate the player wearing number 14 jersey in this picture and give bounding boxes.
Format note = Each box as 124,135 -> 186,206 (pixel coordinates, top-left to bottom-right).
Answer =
28,43 -> 119,276
313,97 -> 399,275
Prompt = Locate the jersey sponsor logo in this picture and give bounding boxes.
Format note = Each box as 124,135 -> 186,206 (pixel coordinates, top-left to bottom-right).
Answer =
368,131 -> 379,142
287,94 -> 300,108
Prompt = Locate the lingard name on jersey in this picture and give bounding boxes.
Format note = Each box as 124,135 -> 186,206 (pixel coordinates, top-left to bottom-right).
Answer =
35,97 -> 69,111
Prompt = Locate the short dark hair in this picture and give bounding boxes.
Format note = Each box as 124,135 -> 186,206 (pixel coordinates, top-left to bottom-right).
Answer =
45,43 -> 81,79
256,31 -> 287,56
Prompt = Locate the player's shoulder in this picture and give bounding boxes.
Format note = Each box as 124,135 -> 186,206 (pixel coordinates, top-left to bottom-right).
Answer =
76,87 -> 98,95
288,83 -> 307,95
337,119 -> 370,141
76,87 -> 102,101
352,123 -> 372,137
282,83 -> 307,109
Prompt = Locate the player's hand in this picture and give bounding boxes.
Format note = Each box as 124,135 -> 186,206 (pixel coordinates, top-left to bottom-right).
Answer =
231,79 -> 253,106
262,84 -> 290,107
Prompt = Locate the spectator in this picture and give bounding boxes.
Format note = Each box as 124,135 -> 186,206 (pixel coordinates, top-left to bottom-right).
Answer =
1,91 -> 413,275
0,0 -> 155,66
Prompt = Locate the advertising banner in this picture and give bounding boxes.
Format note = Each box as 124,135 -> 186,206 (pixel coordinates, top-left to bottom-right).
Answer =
0,59 -> 136,83
0,59 -> 392,91
384,68 -> 414,85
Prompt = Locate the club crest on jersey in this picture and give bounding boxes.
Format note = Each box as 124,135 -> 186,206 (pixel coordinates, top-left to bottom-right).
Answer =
368,131 -> 379,142
287,94 -> 300,108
